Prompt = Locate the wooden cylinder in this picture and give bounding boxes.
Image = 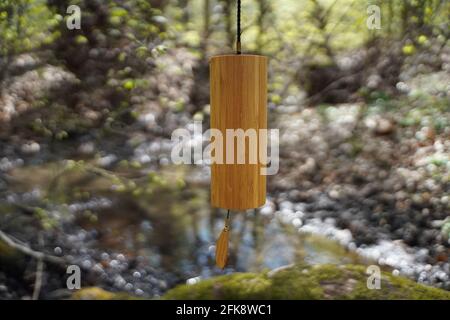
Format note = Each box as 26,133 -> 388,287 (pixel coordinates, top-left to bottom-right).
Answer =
210,54 -> 267,210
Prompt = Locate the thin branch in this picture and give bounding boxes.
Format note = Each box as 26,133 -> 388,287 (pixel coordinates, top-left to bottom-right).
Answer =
0,229 -> 65,265
303,71 -> 363,105
32,233 -> 45,300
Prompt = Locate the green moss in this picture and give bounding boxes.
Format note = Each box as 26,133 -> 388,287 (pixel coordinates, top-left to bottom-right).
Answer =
164,264 -> 450,300
71,287 -> 138,300
164,273 -> 272,300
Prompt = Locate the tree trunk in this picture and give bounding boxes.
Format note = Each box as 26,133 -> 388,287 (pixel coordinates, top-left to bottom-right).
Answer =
256,0 -> 271,53
222,0 -> 234,50
200,0 -> 210,59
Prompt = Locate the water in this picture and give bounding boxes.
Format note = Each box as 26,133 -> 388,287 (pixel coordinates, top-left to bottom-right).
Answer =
0,161 -> 361,297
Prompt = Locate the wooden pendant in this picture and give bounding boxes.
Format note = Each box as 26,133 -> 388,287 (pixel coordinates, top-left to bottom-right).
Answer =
215,224 -> 230,269
209,54 -> 267,210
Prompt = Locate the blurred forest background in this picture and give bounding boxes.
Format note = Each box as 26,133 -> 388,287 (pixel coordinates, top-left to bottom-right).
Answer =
0,0 -> 449,299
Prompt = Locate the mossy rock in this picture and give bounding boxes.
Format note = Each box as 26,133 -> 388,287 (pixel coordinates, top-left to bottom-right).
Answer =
71,287 -> 138,300
164,264 -> 450,300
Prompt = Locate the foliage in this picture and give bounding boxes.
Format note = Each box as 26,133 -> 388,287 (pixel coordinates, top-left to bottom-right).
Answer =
46,0 -> 168,85
0,0 -> 58,56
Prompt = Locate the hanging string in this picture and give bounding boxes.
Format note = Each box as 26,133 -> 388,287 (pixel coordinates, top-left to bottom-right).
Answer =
236,0 -> 241,54
215,209 -> 231,269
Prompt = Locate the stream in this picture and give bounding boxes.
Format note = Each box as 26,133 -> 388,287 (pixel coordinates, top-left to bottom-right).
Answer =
0,158 -> 363,298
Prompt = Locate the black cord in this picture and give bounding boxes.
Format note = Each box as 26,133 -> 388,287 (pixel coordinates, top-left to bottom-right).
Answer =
236,0 -> 241,54
223,209 -> 231,230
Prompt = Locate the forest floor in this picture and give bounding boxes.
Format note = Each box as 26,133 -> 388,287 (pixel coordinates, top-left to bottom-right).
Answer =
0,48 -> 449,299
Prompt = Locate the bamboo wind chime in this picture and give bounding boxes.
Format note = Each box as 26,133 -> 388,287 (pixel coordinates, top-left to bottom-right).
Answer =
210,0 -> 267,269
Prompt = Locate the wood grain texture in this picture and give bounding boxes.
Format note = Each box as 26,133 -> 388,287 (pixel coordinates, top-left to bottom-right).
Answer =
215,225 -> 229,269
210,54 -> 267,210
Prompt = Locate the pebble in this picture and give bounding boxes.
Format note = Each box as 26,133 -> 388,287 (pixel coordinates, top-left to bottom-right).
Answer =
82,259 -> 92,269
109,260 -> 119,268
125,283 -> 133,291
260,204 -> 274,216
92,263 -> 104,274
20,141 -> 40,155
203,248 -> 213,260
101,252 -> 110,261
292,218 -> 302,228
77,142 -> 95,155
97,154 -> 117,167
186,276 -> 201,285
114,275 -> 126,288
135,289 -> 144,296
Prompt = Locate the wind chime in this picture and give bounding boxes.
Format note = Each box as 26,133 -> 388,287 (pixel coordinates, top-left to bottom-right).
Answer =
210,0 -> 267,268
